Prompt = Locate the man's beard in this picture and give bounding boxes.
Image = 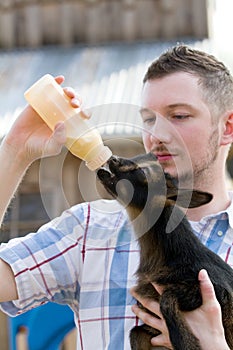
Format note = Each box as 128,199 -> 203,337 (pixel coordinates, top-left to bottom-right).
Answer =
176,127 -> 219,189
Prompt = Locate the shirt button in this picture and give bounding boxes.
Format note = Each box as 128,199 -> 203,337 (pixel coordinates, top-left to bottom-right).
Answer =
217,230 -> 223,237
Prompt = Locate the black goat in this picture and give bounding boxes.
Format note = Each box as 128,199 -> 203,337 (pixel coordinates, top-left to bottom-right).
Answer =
97,153 -> 233,350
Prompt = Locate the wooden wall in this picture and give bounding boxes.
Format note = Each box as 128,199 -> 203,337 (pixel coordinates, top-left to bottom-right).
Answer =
0,0 -> 208,49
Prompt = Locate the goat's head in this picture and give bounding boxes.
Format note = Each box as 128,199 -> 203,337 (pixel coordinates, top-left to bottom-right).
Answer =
97,153 -> 212,212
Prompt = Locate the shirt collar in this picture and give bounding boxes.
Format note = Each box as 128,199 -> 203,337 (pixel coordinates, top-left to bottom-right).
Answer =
200,191 -> 233,229
189,191 -> 233,229
225,191 -> 233,228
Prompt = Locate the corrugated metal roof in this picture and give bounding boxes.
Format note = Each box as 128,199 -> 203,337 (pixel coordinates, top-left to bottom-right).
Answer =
0,39 -> 214,138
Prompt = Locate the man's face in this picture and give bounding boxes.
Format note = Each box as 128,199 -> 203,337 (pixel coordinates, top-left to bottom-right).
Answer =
141,72 -> 220,185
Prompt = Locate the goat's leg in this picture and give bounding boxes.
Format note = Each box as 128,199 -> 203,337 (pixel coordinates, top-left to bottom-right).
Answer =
130,324 -> 169,350
159,290 -> 201,350
220,292 -> 233,349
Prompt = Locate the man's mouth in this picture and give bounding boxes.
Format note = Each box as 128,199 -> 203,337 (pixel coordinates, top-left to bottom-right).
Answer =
155,153 -> 174,162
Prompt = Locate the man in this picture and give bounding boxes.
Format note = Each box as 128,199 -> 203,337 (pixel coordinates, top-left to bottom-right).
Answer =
0,46 -> 232,349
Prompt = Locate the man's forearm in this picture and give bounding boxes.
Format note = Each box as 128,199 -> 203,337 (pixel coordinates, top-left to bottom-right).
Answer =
0,141 -> 30,226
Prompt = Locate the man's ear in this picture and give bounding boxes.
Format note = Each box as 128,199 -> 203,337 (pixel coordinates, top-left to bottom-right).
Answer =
220,112 -> 233,146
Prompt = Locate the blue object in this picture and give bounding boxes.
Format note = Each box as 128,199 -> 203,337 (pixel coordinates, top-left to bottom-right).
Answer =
8,303 -> 76,350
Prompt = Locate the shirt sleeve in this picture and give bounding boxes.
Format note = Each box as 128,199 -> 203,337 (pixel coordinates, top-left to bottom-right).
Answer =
0,202 -> 87,316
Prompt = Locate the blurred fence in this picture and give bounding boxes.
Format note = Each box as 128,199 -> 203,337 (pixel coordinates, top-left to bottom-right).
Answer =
0,0 -> 208,49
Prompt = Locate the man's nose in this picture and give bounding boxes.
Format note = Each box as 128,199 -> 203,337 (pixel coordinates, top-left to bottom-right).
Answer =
149,115 -> 172,144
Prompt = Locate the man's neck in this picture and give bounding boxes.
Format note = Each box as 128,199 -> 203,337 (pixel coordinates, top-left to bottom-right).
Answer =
186,178 -> 231,222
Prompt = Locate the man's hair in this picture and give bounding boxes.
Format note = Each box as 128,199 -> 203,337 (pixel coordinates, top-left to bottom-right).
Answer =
143,45 -> 233,117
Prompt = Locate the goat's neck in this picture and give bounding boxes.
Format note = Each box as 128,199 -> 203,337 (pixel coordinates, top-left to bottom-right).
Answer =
134,204 -> 200,270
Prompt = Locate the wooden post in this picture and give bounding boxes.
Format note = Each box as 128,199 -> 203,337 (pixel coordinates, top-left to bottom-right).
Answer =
24,3 -> 43,47
72,1 -> 86,43
85,2 -> 103,44
122,0 -> 137,42
41,2 -> 59,45
159,0 -> 177,39
191,0 -> 208,38
136,0 -> 160,40
60,2 -> 74,46
108,0 -> 122,41
0,0 -> 15,49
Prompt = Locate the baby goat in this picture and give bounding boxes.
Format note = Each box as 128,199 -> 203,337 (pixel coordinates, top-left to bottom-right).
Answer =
97,153 -> 233,350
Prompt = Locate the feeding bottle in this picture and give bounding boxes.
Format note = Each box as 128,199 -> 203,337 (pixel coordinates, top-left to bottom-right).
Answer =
24,74 -> 112,170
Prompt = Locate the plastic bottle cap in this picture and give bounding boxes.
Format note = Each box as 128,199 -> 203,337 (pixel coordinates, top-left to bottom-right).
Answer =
85,146 -> 112,171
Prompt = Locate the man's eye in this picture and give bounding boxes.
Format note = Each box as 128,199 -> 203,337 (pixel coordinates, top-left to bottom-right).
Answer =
143,117 -> 156,125
171,114 -> 190,120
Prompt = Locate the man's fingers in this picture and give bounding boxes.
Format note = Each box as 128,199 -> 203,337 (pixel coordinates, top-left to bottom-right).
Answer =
152,282 -> 164,295
54,75 -> 65,85
53,122 -> 67,143
63,87 -> 83,109
151,333 -> 173,349
53,77 -> 83,110
44,122 -> 66,156
130,288 -> 162,318
131,304 -> 163,330
130,287 -> 172,349
198,269 -> 216,304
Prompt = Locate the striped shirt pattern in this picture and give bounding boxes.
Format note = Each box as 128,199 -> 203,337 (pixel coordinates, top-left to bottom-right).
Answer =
1,196 -> 233,349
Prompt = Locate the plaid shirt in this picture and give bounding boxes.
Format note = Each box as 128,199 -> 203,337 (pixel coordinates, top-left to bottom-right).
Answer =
1,196 -> 233,349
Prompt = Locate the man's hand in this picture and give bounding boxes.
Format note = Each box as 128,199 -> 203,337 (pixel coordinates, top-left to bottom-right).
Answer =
130,287 -> 173,349
2,76 -> 81,164
131,270 -> 230,350
183,269 -> 230,350
0,76 -> 82,226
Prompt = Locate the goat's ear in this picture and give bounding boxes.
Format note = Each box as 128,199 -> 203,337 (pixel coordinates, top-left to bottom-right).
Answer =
168,190 -> 213,208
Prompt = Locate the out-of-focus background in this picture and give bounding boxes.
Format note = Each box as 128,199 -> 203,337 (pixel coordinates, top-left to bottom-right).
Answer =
0,1 -> 232,349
